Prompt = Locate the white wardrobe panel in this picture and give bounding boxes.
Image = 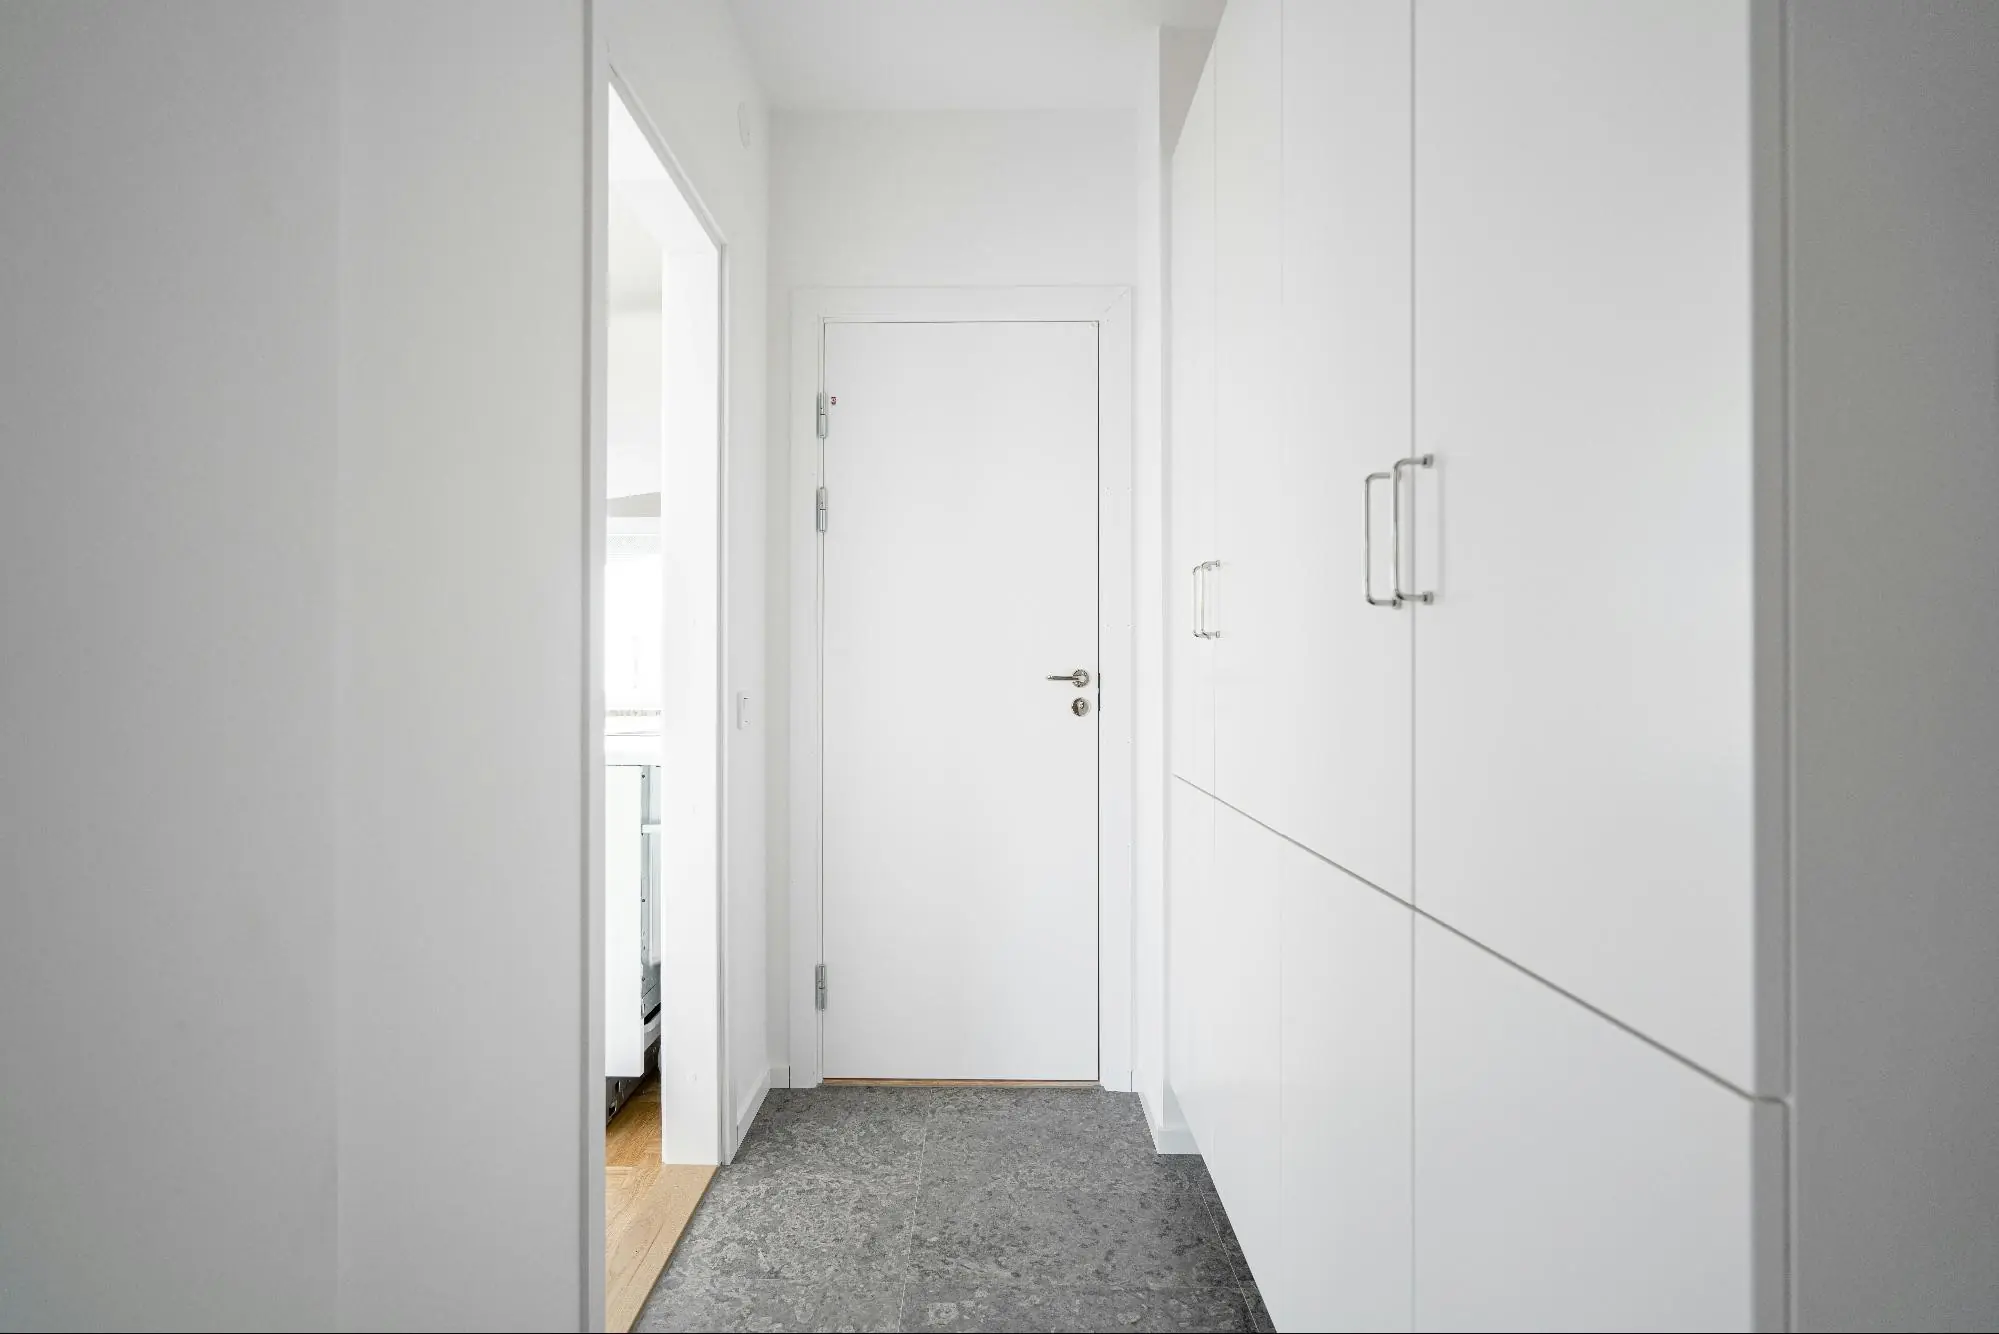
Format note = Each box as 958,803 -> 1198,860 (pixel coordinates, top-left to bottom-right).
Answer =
1276,827 -> 1413,1332
1208,801 -> 1283,1278
1786,5 -> 1999,1328
1208,0 -> 1280,808
1206,0 -> 1413,896
1412,0 -> 1762,1088
1169,63 -> 1218,792
1167,779 -> 1217,1153
1414,920 -> 1770,1333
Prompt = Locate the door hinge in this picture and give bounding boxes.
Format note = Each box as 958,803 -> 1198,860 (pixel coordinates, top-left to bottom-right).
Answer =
815,486 -> 828,533
816,391 -> 829,439
814,963 -> 827,1011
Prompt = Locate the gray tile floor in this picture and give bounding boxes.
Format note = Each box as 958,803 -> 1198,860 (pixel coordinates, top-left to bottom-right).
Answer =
635,1086 -> 1273,1333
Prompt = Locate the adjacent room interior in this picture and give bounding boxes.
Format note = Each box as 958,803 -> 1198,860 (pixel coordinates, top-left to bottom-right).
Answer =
599,76 -> 724,1333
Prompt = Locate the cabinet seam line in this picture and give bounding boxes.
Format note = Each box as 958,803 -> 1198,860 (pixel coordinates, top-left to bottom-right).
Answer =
1175,776 -> 1780,1106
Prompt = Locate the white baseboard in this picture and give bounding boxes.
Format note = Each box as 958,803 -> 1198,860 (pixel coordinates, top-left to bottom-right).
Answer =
1141,1086 -> 1201,1155
1149,1116 -> 1200,1155
730,1066 -> 773,1157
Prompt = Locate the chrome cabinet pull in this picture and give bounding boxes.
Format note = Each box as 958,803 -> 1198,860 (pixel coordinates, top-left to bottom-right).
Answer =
1192,561 -> 1220,638
1392,454 -> 1436,606
1364,471 -> 1399,608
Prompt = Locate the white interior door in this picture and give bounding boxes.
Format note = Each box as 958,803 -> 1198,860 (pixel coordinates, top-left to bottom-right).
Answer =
820,320 -> 1099,1081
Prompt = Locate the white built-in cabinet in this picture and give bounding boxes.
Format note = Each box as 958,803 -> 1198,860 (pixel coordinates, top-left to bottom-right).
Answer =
1170,781 -> 1413,1333
1168,65 -> 1215,792
1217,0 -> 1415,902
1166,780 -> 1213,1150
1411,0 -> 1764,1095
1271,809 -> 1412,1331
1165,0 -> 1791,1329
1413,920 -> 1776,1332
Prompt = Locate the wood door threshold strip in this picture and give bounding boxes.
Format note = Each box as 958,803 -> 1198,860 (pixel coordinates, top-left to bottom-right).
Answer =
605,1161 -> 713,1332
605,1081 -> 715,1332
821,1078 -> 1101,1088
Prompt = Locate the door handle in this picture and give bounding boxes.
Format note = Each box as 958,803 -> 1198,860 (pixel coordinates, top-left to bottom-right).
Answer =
1045,669 -> 1091,687
1197,560 -> 1221,637
1191,563 -> 1205,639
1392,454 -> 1436,605
1364,471 -> 1399,608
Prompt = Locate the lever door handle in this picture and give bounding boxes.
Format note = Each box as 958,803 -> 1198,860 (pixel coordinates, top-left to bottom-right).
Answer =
1045,670 -> 1091,687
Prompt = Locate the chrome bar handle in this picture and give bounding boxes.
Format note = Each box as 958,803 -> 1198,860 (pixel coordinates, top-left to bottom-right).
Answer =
1392,454 -> 1436,605
1199,561 -> 1221,637
1191,563 -> 1206,638
1364,472 -> 1400,608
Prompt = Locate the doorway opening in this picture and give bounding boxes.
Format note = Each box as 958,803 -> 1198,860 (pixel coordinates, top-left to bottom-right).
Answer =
597,74 -> 725,1332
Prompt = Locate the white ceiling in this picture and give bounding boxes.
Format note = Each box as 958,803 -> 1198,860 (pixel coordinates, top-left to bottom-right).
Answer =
730,0 -> 1223,112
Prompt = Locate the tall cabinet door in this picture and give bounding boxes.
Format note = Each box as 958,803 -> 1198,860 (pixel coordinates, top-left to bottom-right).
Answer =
1412,0 -> 1763,1088
1206,802 -> 1283,1278
1213,0 -> 1414,897
1169,61 -> 1217,792
1414,920 -> 1773,1332
1275,827 -> 1413,1332
1206,0 -> 1279,808
1166,779 -> 1215,1152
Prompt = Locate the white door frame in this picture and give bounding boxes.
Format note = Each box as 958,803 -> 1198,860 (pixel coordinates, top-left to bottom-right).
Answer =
786,286 -> 1135,1091
586,35 -> 734,1329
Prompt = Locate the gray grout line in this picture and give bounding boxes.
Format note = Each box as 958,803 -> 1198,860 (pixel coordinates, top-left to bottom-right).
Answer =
891,1097 -> 931,1333
1179,1159 -> 1260,1330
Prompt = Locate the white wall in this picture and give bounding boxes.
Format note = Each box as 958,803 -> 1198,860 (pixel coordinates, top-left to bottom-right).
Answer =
768,110 -> 1137,291
606,191 -> 665,500
0,5 -> 340,1326
601,0 -> 774,1145
0,1 -> 774,1327
766,108 -> 1138,1082
1162,25 -> 1216,153
334,2 -> 587,1326
1788,5 -> 1999,1328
